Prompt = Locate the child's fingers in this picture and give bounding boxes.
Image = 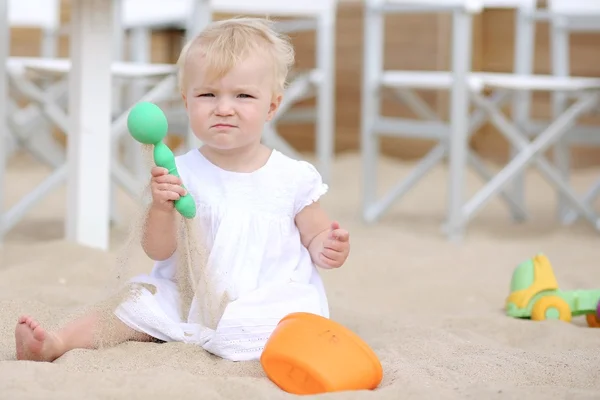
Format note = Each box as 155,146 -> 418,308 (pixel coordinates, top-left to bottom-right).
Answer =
330,221 -> 340,231
330,229 -> 349,242
155,183 -> 186,196
151,167 -> 169,177
324,239 -> 345,252
170,184 -> 187,197
321,247 -> 344,261
336,230 -> 349,242
159,190 -> 181,202
319,252 -> 339,268
154,174 -> 182,185
175,186 -> 187,197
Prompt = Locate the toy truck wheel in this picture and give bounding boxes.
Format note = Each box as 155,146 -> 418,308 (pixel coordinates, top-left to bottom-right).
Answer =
531,296 -> 571,322
585,313 -> 600,328
586,300 -> 600,328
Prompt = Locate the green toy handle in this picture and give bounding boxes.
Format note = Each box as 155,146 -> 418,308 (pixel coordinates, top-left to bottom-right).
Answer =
153,142 -> 197,219
126,101 -> 197,219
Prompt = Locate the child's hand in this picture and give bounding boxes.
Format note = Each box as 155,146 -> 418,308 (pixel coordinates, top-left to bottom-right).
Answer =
319,221 -> 350,268
150,167 -> 187,212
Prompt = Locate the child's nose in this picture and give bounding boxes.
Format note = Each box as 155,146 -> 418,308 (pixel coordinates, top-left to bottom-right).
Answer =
215,99 -> 234,116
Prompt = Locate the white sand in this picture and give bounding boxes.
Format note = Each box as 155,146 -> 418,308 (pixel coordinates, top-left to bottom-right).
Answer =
2,150 -> 600,399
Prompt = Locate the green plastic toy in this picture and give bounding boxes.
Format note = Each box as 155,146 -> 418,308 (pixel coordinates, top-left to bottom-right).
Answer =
505,253 -> 600,327
127,101 -> 196,219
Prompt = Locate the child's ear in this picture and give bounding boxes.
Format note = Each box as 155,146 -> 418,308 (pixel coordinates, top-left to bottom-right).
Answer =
266,94 -> 282,121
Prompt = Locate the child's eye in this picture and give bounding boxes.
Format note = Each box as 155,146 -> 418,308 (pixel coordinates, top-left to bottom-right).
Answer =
197,93 -> 214,97
238,94 -> 254,99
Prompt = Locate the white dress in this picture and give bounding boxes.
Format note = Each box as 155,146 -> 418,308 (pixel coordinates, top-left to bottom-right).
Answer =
114,148 -> 330,361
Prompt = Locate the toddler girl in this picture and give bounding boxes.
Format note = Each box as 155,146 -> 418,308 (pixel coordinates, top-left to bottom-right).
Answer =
15,17 -> 350,362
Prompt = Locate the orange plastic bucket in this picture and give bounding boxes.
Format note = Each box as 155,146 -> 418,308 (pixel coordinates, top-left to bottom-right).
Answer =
260,312 -> 383,395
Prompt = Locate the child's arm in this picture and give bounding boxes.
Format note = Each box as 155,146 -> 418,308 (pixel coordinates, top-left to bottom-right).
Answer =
142,206 -> 178,261
295,202 -> 350,269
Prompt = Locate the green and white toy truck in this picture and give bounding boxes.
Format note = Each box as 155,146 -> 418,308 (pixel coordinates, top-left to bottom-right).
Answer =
505,254 -> 600,327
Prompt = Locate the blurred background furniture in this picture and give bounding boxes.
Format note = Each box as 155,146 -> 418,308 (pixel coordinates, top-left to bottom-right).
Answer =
527,0 -> 600,224
1,0 -> 180,249
361,0 -> 528,240
3,0 -> 600,247
360,0 -> 600,240
5,0 -> 63,165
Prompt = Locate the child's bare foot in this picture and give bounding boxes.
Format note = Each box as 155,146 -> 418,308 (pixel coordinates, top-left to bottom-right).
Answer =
15,316 -> 64,362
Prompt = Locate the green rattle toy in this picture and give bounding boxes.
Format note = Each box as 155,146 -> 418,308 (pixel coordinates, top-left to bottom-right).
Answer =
127,101 -> 196,219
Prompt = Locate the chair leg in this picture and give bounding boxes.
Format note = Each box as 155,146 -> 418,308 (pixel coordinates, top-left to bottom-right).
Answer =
445,8 -> 474,241
510,4 -> 537,222
6,95 -> 66,168
2,165 -> 68,237
467,150 -> 527,217
582,180 -> 600,211
550,20 -> 572,223
361,4 -> 384,223
586,181 -> 600,208
315,12 -> 336,184
563,178 -> 600,224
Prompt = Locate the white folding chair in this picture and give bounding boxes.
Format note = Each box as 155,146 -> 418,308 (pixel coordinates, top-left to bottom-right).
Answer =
545,0 -> 600,223
510,0 -> 600,225
452,1 -> 600,235
1,0 -> 181,241
5,0 -> 64,167
361,0 -> 600,239
361,0 -> 527,233
191,0 -> 338,182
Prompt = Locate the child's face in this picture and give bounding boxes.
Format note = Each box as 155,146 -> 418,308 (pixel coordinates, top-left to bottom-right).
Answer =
182,53 -> 281,152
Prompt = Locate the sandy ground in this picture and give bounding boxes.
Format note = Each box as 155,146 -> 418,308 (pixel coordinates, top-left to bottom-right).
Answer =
2,150 -> 600,399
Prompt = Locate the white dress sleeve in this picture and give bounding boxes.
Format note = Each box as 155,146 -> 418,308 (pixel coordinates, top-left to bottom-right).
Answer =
293,161 -> 329,215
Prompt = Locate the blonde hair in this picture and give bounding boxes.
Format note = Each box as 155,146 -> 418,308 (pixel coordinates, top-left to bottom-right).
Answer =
177,17 -> 295,94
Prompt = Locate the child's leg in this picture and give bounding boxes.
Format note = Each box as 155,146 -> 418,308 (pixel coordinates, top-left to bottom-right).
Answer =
15,311 -> 153,362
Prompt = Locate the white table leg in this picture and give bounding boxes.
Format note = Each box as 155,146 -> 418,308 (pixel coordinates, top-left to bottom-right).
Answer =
0,0 -> 8,243
445,8 -> 473,241
65,0 -> 114,250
